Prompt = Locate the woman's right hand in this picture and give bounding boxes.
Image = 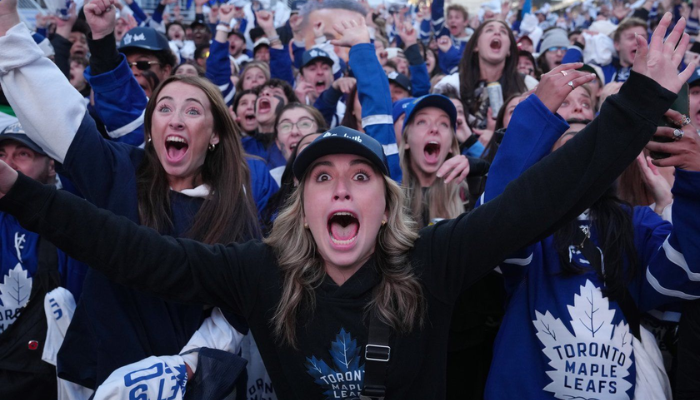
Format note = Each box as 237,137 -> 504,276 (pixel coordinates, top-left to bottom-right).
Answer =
632,13 -> 696,94
533,63 -> 596,114
0,161 -> 18,200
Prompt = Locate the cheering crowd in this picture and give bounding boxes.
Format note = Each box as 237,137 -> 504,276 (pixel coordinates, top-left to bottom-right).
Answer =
1,0 -> 700,398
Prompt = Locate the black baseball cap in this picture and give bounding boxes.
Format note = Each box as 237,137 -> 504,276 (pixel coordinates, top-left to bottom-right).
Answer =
119,27 -> 171,52
301,48 -> 334,69
387,71 -> 412,93
293,126 -> 389,179
0,122 -> 47,156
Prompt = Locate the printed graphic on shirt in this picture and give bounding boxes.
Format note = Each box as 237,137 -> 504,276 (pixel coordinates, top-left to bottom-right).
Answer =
0,263 -> 32,333
305,328 -> 365,399
533,280 -> 633,399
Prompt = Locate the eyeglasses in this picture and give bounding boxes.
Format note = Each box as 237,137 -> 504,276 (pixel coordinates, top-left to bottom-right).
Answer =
547,46 -> 568,53
277,118 -> 316,134
128,61 -> 161,71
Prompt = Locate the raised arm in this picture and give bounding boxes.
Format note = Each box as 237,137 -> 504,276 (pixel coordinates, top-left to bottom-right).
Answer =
208,4 -> 236,106
0,171 -> 264,317
332,18 -> 402,182
420,14 -> 695,303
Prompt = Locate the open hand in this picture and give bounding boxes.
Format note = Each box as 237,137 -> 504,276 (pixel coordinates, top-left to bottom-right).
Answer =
85,0 -> 118,40
330,17 -> 370,48
632,13 -> 696,94
533,62 -> 596,113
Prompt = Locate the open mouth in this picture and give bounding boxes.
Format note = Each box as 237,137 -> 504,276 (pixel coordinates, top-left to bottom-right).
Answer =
165,135 -> 189,162
424,141 -> 441,164
244,113 -> 256,123
315,80 -> 327,91
490,39 -> 502,51
258,98 -> 271,114
327,211 -> 359,246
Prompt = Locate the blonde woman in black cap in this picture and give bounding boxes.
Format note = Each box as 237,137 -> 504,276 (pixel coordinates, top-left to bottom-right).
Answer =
0,10 -> 693,400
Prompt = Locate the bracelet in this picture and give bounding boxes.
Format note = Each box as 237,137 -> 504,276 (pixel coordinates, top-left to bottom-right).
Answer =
267,34 -> 280,42
216,24 -> 232,33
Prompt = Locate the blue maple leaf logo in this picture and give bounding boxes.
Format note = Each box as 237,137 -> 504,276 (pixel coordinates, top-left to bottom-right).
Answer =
305,328 -> 365,399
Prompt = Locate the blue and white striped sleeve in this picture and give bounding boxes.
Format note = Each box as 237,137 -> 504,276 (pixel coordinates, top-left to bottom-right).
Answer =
206,39 -> 236,106
86,56 -> 148,146
348,43 -> 402,182
431,0 -> 448,37
637,169 -> 700,311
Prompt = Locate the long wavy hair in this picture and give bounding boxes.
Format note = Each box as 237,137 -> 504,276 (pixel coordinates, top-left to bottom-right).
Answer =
399,119 -> 467,228
139,75 -> 261,243
458,20 -> 526,117
265,172 -> 425,347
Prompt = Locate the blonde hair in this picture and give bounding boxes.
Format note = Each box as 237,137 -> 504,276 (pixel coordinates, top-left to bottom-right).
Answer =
235,61 -> 271,92
264,173 -> 425,347
399,122 -> 467,228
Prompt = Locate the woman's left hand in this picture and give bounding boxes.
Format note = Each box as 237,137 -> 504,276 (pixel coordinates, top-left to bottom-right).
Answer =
636,153 -> 673,213
646,111 -> 700,171
437,155 -> 470,184
0,161 -> 18,199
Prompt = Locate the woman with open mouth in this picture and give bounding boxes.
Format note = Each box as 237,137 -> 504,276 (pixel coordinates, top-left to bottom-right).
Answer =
0,0 -> 274,392
0,11 -> 692,399
270,103 -> 327,186
443,20 -> 538,133
398,94 -> 468,228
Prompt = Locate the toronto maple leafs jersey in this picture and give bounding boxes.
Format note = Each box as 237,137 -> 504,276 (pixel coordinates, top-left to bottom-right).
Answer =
480,92 -> 700,399
0,212 -> 86,334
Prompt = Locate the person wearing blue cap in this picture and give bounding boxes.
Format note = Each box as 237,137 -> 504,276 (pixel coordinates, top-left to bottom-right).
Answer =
387,71 -> 412,103
0,123 -> 87,399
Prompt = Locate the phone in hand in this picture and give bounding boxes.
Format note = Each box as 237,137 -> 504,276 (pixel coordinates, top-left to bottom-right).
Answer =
653,83 -> 689,160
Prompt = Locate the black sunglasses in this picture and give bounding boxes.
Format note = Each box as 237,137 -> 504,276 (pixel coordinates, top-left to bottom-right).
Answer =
128,61 -> 160,71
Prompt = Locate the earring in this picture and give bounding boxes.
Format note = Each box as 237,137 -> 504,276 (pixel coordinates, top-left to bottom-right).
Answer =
381,220 -> 387,226
147,137 -> 152,144
304,223 -> 309,229
208,143 -> 216,152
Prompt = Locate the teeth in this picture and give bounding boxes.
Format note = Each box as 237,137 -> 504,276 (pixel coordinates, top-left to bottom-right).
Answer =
331,236 -> 357,245
429,141 -> 438,145
166,136 -> 187,144
333,212 -> 355,217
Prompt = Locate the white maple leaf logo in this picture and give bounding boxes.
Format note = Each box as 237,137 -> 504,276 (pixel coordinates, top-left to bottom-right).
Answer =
0,264 -> 32,332
533,280 -> 633,399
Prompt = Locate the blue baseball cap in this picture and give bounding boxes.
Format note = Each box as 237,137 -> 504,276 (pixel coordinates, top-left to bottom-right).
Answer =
392,97 -> 415,122
688,68 -> 700,87
301,48 -> 334,69
402,94 -> 457,132
293,126 -> 389,179
387,71 -> 412,93
0,122 -> 47,156
119,27 -> 171,52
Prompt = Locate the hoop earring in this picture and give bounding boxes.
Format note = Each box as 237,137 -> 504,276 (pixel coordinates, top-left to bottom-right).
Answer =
208,143 -> 216,152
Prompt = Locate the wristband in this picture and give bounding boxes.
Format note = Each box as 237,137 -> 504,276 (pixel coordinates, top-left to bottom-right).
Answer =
267,34 -> 280,42
216,24 -> 232,33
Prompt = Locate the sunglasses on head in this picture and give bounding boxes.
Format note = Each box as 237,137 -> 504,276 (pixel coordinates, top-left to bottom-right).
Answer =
547,46 -> 568,53
128,61 -> 160,71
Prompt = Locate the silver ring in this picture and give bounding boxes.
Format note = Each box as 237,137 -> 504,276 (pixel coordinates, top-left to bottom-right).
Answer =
682,116 -> 692,126
673,129 -> 684,140
567,81 -> 575,89
561,70 -> 568,77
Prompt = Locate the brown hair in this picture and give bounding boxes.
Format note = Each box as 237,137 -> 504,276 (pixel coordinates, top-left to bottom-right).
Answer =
446,4 -> 468,21
273,103 -> 327,141
140,75 -> 261,243
613,17 -> 647,43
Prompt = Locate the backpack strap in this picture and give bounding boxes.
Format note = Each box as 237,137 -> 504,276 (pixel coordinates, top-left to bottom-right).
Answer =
361,314 -> 391,400
574,227 -> 641,340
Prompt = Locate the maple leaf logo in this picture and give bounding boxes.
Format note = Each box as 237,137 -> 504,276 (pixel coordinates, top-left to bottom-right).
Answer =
305,328 -> 365,399
533,280 -> 633,399
0,264 -> 32,333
